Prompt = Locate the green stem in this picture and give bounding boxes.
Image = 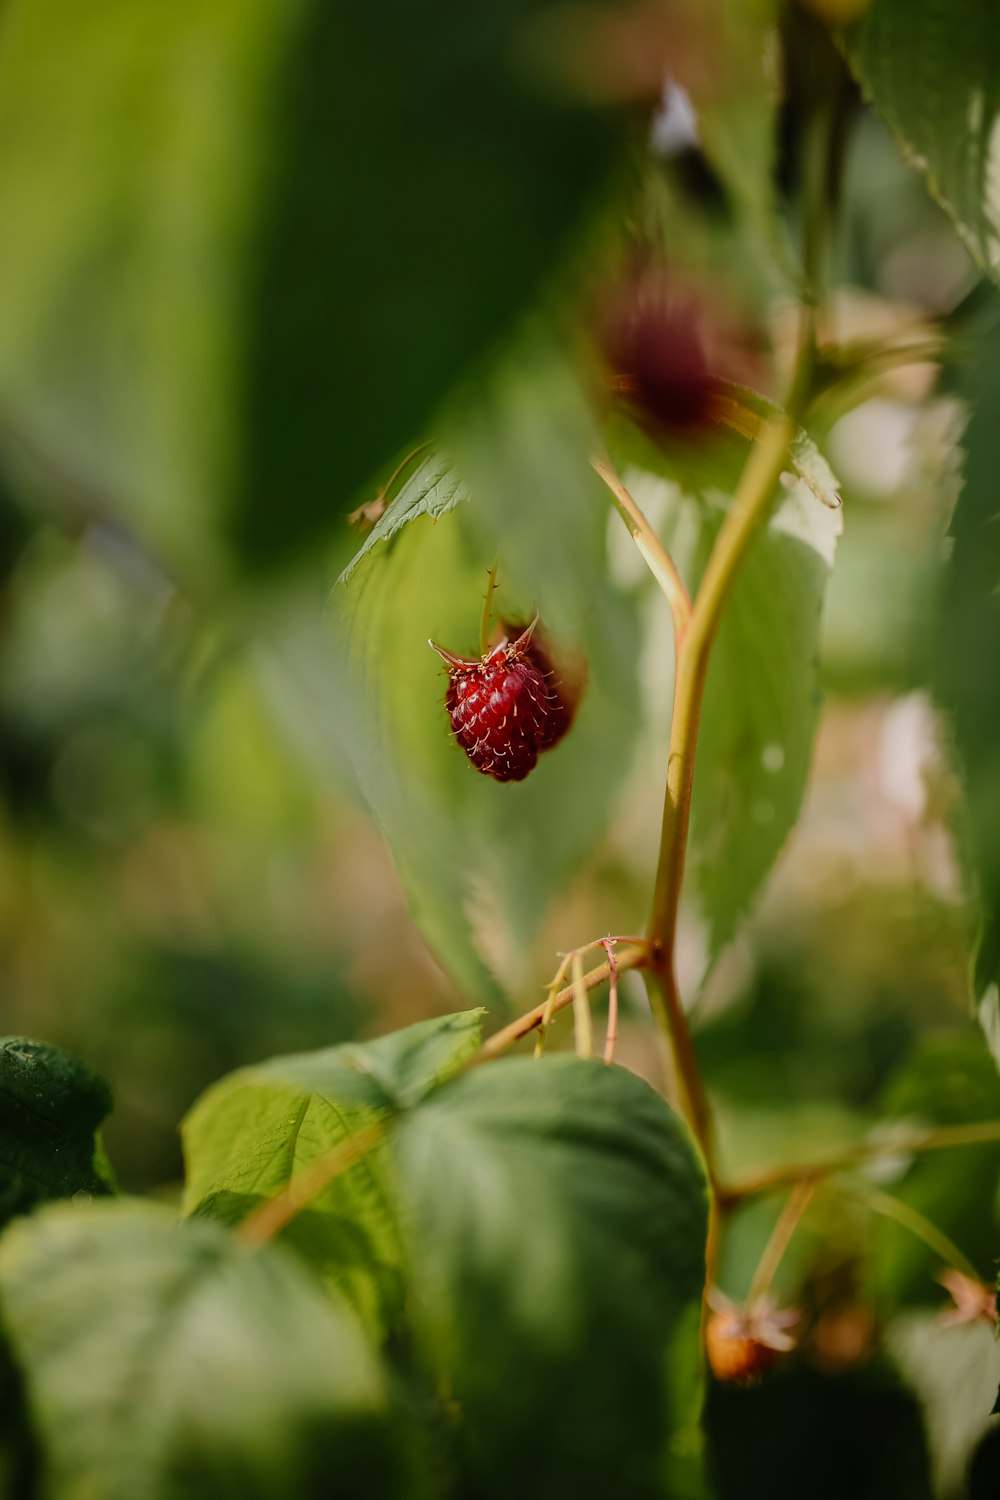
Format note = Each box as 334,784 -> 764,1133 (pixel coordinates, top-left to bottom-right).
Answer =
591,455 -> 692,637
474,944 -> 650,1063
479,555 -> 500,656
645,415 -> 795,1186
722,1120 -> 1000,1203
747,1180 -> 816,1305
834,1180 -> 981,1283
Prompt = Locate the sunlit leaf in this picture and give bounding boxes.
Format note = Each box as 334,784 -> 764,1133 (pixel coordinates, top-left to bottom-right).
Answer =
339,451 -> 470,584
182,1011 -> 483,1336
845,0 -> 1000,277
330,397 -> 642,1003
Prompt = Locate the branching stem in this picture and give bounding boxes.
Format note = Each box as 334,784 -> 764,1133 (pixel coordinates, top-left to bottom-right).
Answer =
722,1119 -> 1000,1205
590,455 -> 692,639
474,943 -> 650,1064
644,414 -> 795,1185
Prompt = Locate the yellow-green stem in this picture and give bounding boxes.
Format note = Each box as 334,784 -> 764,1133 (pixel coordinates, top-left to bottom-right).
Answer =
645,415 -> 795,1182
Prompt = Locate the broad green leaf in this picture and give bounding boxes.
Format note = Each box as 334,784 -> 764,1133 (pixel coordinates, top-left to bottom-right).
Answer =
232,0 -> 620,566
0,1036 -> 116,1231
330,430 -> 642,1004
706,1357 -> 934,1500
845,0 -> 1000,277
182,1011 -> 483,1335
618,424 -> 841,962
871,1034 -> 1000,1308
392,1056 -> 710,1499
938,327 -> 1000,1060
0,0 -> 621,576
0,1202 -> 403,1500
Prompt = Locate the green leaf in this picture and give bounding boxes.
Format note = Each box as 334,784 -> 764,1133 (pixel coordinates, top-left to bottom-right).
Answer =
688,0 -> 780,258
232,0 -> 620,566
845,0 -> 1000,277
938,326 -> 1000,1057
339,450 -> 471,584
0,1036 -> 116,1231
706,1357 -> 935,1500
0,0 -> 620,575
617,425 -> 842,962
889,1312 -> 999,1498
392,1056 -> 710,1499
871,1033 -> 1000,1308
0,1201 -> 403,1500
0,0 -> 288,579
330,428 -> 642,1004
182,1011 -> 484,1335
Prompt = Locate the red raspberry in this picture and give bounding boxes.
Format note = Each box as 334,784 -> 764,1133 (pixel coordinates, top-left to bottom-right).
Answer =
430,620 -> 579,783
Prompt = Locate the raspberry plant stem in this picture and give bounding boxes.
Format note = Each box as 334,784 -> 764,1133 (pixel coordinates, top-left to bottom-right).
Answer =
746,1180 -> 816,1305
722,1119 -> 1000,1203
590,455 -> 692,638
479,555 -> 500,656
831,1180 -> 982,1283
474,943 -> 650,1063
645,414 -> 796,1185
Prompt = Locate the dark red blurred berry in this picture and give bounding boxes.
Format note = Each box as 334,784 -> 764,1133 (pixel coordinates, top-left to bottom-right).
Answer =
430,620 -> 581,783
601,270 -> 717,436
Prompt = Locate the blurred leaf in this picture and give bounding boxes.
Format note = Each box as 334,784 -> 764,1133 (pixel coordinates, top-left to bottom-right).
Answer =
0,1036 -> 116,1231
690,0 -> 780,256
871,1033 -> 1000,1308
0,0 -> 620,575
706,1357 -> 935,1500
330,429 -> 641,1004
938,327 -> 1000,1061
182,1011 -> 483,1335
845,0 -> 1000,277
234,0 -> 620,566
889,1313 -> 999,1498
617,424 -> 842,962
393,1055 -> 709,1500
339,451 -> 470,584
0,0 -> 286,578
0,1201 -> 403,1500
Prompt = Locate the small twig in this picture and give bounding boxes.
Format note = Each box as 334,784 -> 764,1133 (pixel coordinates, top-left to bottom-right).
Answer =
722,1120 -> 1000,1204
473,943 -> 651,1064
831,1180 -> 981,1284
571,952 -> 594,1059
746,1180 -> 816,1306
238,1119 -> 389,1247
590,455 -> 692,638
602,939 -> 619,1065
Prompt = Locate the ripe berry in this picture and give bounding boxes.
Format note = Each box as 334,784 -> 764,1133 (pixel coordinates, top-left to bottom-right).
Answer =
430,620 -> 579,783
597,263 -> 762,440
